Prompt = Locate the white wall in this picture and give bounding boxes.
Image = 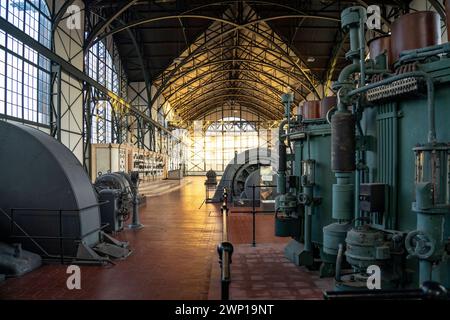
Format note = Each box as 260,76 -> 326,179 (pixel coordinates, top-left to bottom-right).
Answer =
52,0 -> 85,162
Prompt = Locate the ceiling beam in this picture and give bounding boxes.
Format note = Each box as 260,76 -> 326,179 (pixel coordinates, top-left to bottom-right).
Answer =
84,0 -> 139,53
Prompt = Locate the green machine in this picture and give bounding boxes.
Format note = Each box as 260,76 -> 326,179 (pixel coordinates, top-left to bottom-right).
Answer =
275,94 -> 337,277
330,6 -> 450,289
276,5 -> 450,289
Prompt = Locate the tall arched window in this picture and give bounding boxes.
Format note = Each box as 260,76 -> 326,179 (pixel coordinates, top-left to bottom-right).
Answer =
86,40 -> 119,95
0,0 -> 52,125
86,39 -> 120,143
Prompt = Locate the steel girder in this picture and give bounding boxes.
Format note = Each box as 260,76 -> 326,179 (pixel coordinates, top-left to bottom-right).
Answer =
0,16 -> 177,139
177,93 -> 284,119
181,100 -> 280,123
175,86 -> 282,115
166,79 -> 285,109
182,99 -> 283,121
91,14 -> 336,101
157,34 -> 315,96
84,0 -> 140,52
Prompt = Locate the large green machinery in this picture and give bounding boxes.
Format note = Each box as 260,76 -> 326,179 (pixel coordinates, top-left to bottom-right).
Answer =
276,6 -> 450,289
275,94 -> 337,277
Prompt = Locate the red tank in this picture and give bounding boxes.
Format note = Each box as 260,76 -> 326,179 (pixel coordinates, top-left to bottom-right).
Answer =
319,96 -> 337,119
301,100 -> 321,119
391,11 -> 441,63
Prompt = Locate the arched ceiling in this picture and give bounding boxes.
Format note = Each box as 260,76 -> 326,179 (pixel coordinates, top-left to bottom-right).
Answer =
85,0 -> 409,125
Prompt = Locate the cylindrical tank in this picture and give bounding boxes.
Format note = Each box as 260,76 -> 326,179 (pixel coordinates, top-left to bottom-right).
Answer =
345,226 -> 390,268
320,96 -> 337,119
368,35 -> 393,67
391,11 -> 441,63
323,223 -> 352,258
300,100 -> 321,119
331,112 -> 355,172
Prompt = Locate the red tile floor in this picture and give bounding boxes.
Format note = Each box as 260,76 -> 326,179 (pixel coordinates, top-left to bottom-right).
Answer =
0,177 -> 332,300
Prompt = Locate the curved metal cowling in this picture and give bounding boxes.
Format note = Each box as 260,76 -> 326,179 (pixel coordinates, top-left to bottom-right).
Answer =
0,121 -> 101,257
211,148 -> 277,202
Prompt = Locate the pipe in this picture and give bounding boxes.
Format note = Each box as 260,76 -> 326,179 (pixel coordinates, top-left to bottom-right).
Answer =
304,186 -> 313,252
335,243 -> 344,282
349,26 -> 360,64
358,15 -> 366,87
420,260 -> 432,284
277,119 -> 288,195
337,63 -> 361,88
348,71 -> 436,143
399,43 -> 450,63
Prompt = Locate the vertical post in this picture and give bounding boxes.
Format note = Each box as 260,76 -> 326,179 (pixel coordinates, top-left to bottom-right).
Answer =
219,187 -> 233,300
252,184 -> 256,247
56,64 -> 62,142
221,278 -> 230,300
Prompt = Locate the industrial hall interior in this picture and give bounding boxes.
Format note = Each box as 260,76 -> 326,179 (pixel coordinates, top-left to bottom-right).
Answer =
1,0 -> 450,301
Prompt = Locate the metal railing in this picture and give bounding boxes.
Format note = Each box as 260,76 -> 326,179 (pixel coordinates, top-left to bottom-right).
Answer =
231,184 -> 277,247
0,206 -> 110,265
217,188 -> 233,300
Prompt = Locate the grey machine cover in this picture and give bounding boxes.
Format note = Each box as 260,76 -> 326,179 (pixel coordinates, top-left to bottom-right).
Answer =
0,121 -> 101,258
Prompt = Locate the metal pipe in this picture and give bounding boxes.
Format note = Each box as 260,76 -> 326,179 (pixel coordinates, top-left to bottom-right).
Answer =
337,63 -> 360,88
335,243 -> 344,282
277,119 -> 289,195
399,42 -> 450,62
358,15 -> 366,87
420,260 -> 432,284
304,186 -> 313,252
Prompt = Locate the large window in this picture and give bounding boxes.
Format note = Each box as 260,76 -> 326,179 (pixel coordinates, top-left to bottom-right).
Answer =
91,100 -> 114,144
86,39 -> 121,143
0,0 -> 52,125
188,117 -> 262,172
86,40 -> 120,95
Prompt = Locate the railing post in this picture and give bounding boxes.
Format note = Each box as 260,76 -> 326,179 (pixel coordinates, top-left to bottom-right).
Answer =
252,184 -> 256,247
218,187 -> 233,300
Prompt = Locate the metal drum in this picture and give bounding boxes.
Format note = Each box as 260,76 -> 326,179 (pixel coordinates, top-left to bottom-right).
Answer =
320,96 -> 337,119
368,35 -> 393,67
301,100 -> 321,119
391,11 -> 441,63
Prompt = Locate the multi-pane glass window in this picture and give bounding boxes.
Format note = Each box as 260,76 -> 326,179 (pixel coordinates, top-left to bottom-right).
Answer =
91,100 -> 114,144
204,117 -> 260,171
186,117 -> 262,172
86,39 -> 122,143
86,40 -> 120,95
0,0 -> 52,125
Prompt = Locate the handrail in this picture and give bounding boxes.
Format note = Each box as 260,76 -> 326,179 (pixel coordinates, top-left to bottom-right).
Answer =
1,207 -> 111,265
218,188 -> 233,300
230,184 -> 277,246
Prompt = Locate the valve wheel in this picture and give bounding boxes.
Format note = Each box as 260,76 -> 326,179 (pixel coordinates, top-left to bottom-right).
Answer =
405,230 -> 436,260
297,193 -> 311,205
